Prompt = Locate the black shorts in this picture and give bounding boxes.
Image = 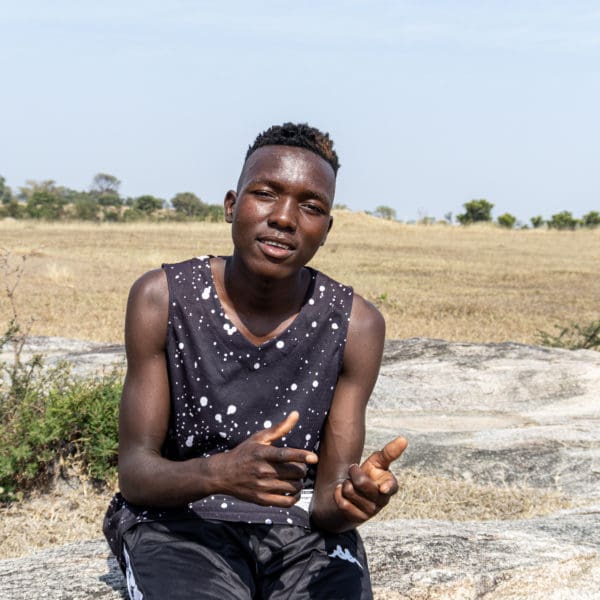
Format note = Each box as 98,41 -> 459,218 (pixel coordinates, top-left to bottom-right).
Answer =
122,519 -> 372,599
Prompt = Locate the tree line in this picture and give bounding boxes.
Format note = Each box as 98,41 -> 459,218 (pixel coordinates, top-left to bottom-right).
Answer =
371,199 -> 600,230
1,174 -> 598,230
0,173 -> 223,222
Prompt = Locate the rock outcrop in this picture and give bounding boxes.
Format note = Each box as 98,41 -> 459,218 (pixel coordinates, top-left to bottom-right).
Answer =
1,337 -> 598,599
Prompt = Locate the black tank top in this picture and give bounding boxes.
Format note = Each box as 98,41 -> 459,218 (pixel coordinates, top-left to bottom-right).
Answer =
104,256 -> 353,563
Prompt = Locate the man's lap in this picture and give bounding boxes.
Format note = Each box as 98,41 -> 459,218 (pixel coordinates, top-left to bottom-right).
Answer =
122,519 -> 372,600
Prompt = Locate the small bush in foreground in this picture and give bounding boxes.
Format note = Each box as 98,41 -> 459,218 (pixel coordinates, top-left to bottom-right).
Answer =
0,368 -> 121,502
537,319 -> 600,351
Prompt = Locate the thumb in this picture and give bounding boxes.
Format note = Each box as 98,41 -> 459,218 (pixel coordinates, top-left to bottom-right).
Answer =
253,410 -> 300,445
362,437 -> 408,470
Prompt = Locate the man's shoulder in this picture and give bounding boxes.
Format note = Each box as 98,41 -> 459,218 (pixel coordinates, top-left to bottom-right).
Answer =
129,268 -> 168,310
347,293 -> 385,341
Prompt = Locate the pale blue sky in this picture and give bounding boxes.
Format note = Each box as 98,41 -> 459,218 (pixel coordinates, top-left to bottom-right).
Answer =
1,1 -> 599,222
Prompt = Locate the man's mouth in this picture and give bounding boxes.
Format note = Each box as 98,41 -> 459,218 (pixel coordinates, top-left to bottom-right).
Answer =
258,237 -> 295,257
262,239 -> 292,250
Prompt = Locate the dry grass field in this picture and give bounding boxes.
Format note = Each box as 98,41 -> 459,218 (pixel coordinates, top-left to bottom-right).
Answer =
0,214 -> 598,559
1,212 -> 599,344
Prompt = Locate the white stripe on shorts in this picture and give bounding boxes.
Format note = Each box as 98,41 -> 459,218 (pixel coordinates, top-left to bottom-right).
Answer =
123,545 -> 144,600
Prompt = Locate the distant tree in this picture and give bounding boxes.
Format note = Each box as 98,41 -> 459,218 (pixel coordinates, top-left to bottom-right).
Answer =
205,204 -> 224,222
133,195 -> 163,215
373,205 -> 396,220
122,207 -> 143,221
497,213 -> 517,229
548,211 -> 579,231
0,200 -> 24,218
91,173 -> 121,195
18,179 -> 58,202
456,199 -> 494,224
73,195 -> 101,221
582,211 -> 600,228
443,211 -> 453,224
530,215 -> 545,229
91,173 -> 122,207
26,190 -> 66,219
0,176 -> 13,204
171,192 -> 206,218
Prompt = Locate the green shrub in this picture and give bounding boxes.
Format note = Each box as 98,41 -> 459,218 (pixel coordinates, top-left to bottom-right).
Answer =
537,319 -> 600,351
0,249 -> 123,502
497,213 -> 517,229
530,215 -> 545,229
0,363 -> 122,502
547,211 -> 580,231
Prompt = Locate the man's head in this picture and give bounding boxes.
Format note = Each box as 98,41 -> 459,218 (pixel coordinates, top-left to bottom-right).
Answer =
224,124 -> 338,279
245,122 -> 340,176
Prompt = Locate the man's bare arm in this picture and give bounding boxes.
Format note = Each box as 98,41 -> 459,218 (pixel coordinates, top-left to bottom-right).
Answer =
117,269 -> 317,508
310,294 -> 407,532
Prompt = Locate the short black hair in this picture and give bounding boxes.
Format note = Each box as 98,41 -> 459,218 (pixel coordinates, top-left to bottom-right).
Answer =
245,122 -> 340,175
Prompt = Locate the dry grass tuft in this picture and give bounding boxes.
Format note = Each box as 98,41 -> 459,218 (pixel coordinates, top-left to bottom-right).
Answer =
0,479 -> 115,559
375,469 -> 569,523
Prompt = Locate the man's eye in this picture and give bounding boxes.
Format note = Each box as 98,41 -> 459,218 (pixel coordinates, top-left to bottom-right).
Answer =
303,203 -> 326,215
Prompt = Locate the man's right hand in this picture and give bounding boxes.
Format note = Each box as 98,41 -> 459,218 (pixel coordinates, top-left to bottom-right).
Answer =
210,411 -> 318,507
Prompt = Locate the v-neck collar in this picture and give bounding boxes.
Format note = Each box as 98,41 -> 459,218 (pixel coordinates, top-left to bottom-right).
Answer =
204,256 -> 318,350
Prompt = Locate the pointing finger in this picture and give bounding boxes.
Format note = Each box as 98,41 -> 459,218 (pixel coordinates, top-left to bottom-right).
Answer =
253,411 -> 300,444
362,437 -> 408,470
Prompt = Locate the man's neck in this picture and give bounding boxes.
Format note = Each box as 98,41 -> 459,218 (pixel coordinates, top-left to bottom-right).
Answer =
211,256 -> 310,343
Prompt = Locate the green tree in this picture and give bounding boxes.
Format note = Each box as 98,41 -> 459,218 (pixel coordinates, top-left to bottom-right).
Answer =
91,173 -> 120,195
456,199 -> 494,224
91,173 -> 122,207
133,195 -> 163,215
171,192 -> 206,218
497,213 -> 517,229
530,215 -> 545,229
73,195 -> 101,221
205,204 -> 224,222
0,200 -> 24,218
26,190 -> 66,220
547,211 -> 579,231
582,211 -> 600,228
18,179 -> 58,202
373,205 -> 396,220
0,176 -> 13,205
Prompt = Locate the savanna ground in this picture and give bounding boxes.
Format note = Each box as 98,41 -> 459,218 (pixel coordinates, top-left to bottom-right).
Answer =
1,213 -> 598,558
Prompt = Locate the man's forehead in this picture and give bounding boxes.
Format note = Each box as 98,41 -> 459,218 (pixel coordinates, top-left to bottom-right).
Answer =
241,145 -> 336,185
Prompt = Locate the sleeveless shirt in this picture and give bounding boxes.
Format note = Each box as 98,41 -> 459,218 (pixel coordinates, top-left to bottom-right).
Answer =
103,256 -> 354,566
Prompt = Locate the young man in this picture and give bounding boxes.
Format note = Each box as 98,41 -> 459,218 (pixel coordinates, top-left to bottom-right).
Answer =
104,123 -> 407,599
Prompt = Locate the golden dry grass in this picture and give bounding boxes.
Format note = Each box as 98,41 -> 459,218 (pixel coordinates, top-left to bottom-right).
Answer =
0,478 -> 116,560
376,469 -> 569,523
0,215 -> 595,559
1,213 -> 599,344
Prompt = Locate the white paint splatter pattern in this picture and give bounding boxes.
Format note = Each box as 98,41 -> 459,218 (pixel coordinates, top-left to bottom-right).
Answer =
103,256 -> 354,547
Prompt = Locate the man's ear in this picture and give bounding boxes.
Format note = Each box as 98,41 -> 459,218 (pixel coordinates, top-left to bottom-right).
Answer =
320,215 -> 334,246
224,190 -> 236,223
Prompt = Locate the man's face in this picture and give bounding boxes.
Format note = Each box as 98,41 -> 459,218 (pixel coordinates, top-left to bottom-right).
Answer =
224,145 -> 335,280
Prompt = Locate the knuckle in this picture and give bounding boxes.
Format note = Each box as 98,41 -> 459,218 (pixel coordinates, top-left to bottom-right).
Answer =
342,480 -> 354,495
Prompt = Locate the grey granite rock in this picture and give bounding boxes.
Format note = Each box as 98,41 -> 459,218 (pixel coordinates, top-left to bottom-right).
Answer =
1,338 -> 599,599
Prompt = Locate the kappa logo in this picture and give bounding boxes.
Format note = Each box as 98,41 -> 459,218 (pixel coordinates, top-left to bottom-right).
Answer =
328,544 -> 364,570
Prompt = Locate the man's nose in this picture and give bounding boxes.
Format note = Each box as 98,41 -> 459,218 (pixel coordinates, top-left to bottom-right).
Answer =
268,197 -> 297,231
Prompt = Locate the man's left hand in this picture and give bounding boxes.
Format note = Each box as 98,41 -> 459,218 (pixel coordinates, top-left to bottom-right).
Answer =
333,437 -> 408,524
